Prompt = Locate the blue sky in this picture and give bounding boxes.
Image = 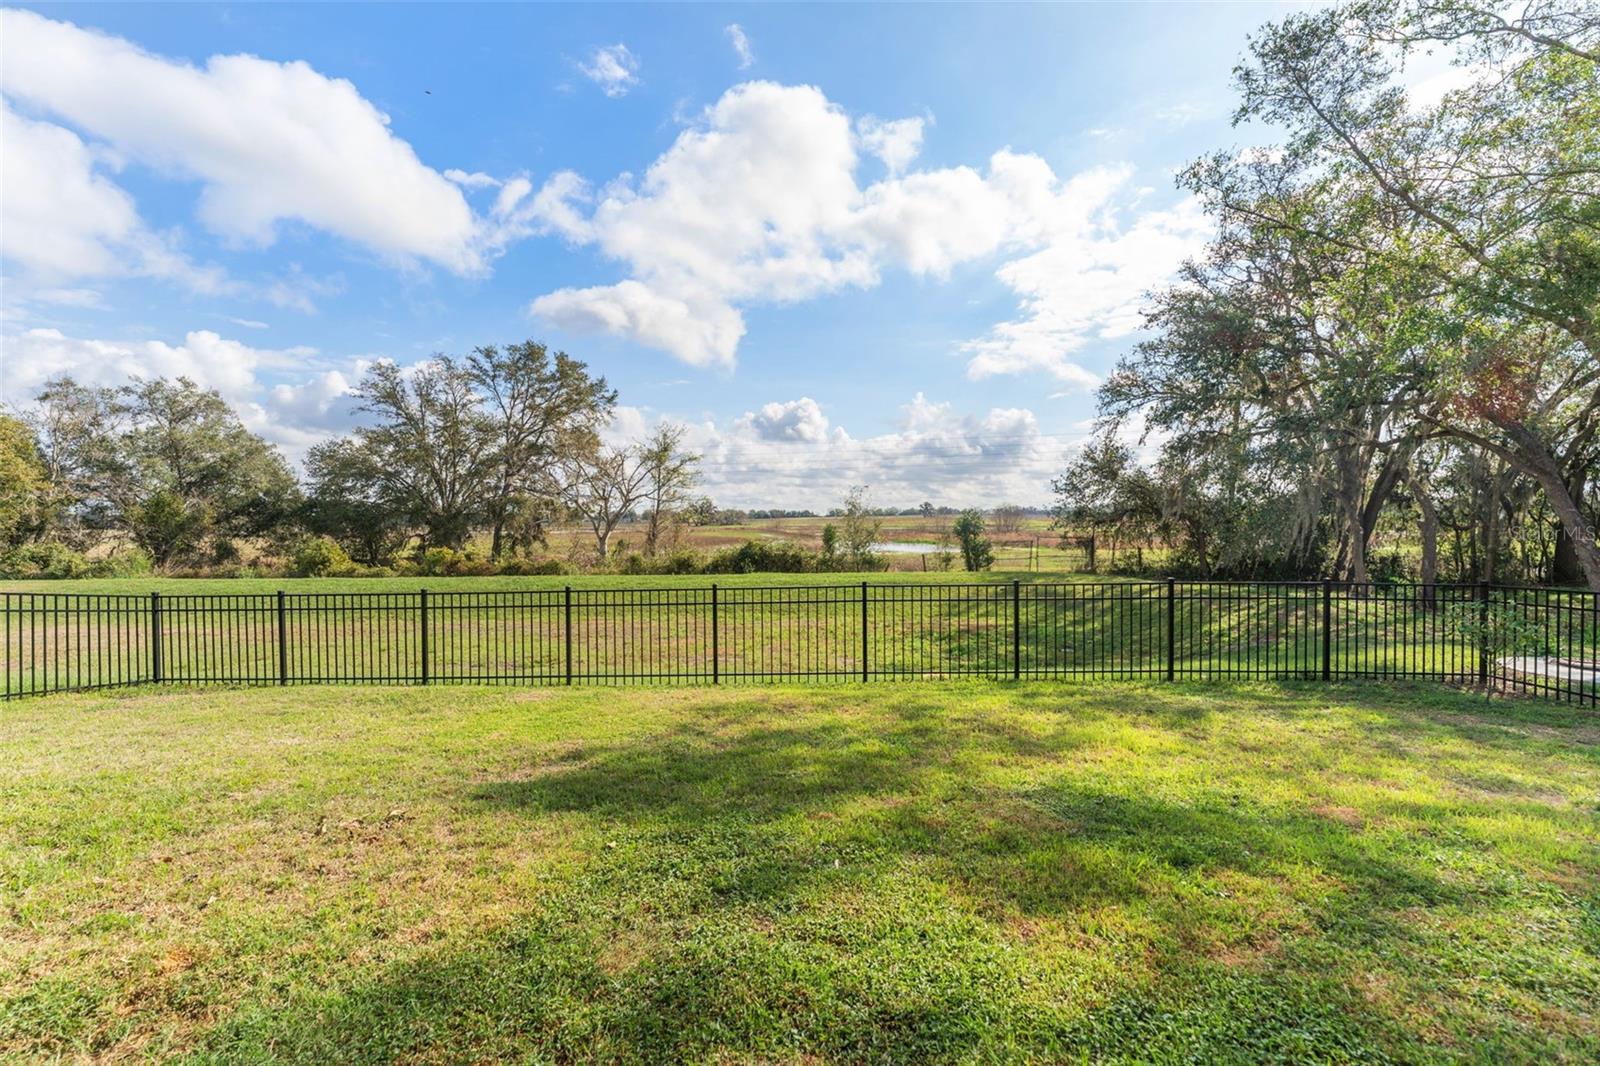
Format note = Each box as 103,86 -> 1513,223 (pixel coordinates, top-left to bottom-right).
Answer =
0,2 -> 1311,509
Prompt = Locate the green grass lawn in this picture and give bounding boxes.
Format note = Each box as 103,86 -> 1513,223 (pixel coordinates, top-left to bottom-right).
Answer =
3,681 -> 1597,1062
0,568 -> 1082,596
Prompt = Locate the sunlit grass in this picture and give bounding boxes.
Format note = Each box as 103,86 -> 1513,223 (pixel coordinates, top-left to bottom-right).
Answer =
3,680 -> 1596,1061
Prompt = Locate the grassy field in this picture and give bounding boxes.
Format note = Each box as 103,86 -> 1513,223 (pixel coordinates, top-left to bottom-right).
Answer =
0,567 -> 1069,597
3,680 -> 1597,1062
656,514 -> 1164,573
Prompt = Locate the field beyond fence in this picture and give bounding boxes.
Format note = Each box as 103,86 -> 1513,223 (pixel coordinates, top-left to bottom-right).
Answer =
3,581 -> 1596,704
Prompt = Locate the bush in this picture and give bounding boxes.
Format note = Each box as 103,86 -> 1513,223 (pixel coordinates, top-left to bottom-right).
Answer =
415,546 -> 496,577
87,546 -> 154,578
290,537 -> 355,578
0,541 -> 93,579
953,509 -> 995,571
704,539 -> 819,574
652,549 -> 702,575
496,557 -> 569,576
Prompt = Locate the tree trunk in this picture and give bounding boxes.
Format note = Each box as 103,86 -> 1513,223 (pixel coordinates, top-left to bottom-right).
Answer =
1480,467 -> 1502,584
1551,468 -> 1588,586
1503,425 -> 1600,592
1337,451 -> 1367,587
1406,471 -> 1439,609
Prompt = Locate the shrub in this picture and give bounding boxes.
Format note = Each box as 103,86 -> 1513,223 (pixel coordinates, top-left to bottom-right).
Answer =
705,539 -> 819,574
87,546 -> 154,578
652,549 -> 702,575
416,546 -> 496,576
0,541 -> 92,579
290,537 -> 355,578
953,509 -> 994,571
497,557 -> 568,576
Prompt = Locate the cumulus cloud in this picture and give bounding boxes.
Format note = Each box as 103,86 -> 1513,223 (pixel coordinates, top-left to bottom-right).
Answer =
580,44 -> 640,98
725,24 -> 755,69
0,326 -> 360,461
733,397 -> 830,442
962,194 -> 1212,381
521,81 -> 1210,381
856,115 -> 925,176
0,9 -> 481,274
654,392 -> 1072,510
0,100 -> 226,291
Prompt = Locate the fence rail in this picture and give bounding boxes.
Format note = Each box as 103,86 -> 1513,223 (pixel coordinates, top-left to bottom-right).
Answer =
3,581 -> 1596,704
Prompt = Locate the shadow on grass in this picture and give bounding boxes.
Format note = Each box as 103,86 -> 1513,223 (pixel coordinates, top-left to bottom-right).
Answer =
190,682 -> 1592,1063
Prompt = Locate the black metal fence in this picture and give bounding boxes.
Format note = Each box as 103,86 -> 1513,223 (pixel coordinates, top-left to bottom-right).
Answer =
3,581 -> 1596,704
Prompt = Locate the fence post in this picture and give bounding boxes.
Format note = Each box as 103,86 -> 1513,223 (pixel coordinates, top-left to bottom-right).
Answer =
1321,579 -> 1332,682
149,591 -> 163,684
419,588 -> 429,685
861,581 -> 869,683
1012,579 -> 1022,680
564,586 -> 573,686
711,584 -> 719,685
1478,581 -> 1490,688
276,590 -> 287,685
1166,578 -> 1176,681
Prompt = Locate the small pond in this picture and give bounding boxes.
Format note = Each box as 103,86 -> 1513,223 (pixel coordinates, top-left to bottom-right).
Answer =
871,541 -> 946,554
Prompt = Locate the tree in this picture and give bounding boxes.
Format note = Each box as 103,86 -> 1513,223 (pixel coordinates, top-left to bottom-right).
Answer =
0,414 -> 47,546
119,378 -> 299,553
347,359 -> 495,550
19,376 -> 294,566
1216,0 -> 1600,587
638,423 -> 701,556
27,377 -> 129,543
990,503 -> 1027,535
821,523 -> 839,563
919,501 -> 935,519
558,443 -> 653,561
953,509 -> 994,571
302,438 -> 415,566
1052,435 -> 1164,558
467,341 -> 614,559
837,486 -> 882,568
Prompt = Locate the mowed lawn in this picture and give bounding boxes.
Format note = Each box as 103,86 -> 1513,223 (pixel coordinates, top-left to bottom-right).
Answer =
3,681 -> 1597,1063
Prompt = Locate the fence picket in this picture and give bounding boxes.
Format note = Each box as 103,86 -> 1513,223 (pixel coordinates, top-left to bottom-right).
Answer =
1,580 -> 1593,704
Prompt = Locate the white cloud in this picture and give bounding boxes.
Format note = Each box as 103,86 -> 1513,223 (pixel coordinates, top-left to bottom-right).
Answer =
621,392 -> 1074,510
0,100 -> 225,292
0,326 -> 362,462
733,397 -> 830,442
579,44 -> 640,98
0,9 -> 481,274
31,288 -> 108,309
228,316 -> 270,330
725,24 -> 755,69
444,168 -> 501,190
962,193 -> 1212,382
531,280 -> 745,369
856,115 -> 925,176
522,81 -> 1209,381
